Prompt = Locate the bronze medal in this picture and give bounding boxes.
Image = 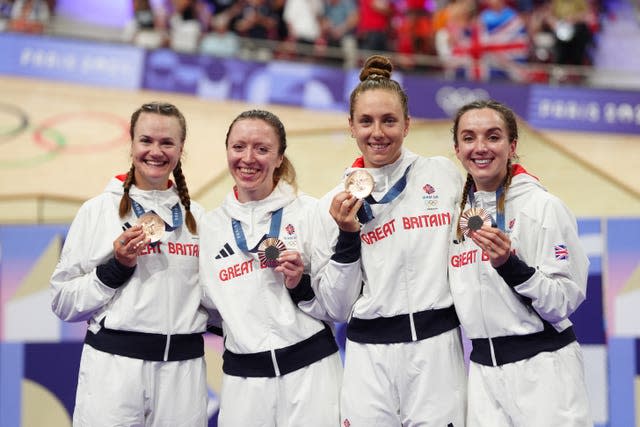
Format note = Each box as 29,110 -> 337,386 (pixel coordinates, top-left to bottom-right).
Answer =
136,212 -> 165,243
344,169 -> 374,199
258,237 -> 286,268
460,207 -> 492,237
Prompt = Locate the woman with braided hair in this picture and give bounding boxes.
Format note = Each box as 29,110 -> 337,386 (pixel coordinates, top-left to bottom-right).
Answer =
50,102 -> 208,426
313,54 -> 467,426
449,99 -> 592,426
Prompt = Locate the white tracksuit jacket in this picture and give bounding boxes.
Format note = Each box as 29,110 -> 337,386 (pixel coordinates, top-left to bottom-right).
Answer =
199,181 -> 352,426
448,166 -> 588,348
50,176 -> 209,426
199,180 -> 359,354
315,149 -> 468,426
50,176 -> 207,342
448,166 -> 592,426
316,149 -> 464,326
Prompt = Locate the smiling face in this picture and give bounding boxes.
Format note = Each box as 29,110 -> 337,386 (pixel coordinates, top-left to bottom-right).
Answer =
349,88 -> 410,168
227,118 -> 284,202
455,107 -> 517,192
131,112 -> 184,190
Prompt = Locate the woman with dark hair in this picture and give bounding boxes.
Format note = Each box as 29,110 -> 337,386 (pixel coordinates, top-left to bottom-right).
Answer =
50,102 -> 208,426
449,99 -> 592,426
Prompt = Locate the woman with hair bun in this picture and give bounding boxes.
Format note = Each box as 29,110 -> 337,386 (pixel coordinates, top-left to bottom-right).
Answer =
313,55 -> 467,426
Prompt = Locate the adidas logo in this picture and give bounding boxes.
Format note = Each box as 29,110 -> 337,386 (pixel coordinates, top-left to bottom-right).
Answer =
214,243 -> 235,259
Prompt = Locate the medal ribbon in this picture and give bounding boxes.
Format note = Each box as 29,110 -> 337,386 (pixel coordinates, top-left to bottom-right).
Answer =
356,164 -> 412,224
232,207 -> 283,253
130,199 -> 183,230
468,186 -> 505,231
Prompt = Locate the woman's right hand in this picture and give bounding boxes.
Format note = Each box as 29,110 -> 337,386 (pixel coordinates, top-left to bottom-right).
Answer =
329,191 -> 363,232
114,225 -> 148,267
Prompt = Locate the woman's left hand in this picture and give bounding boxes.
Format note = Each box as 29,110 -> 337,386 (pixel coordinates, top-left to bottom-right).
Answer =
469,226 -> 512,268
274,250 -> 305,289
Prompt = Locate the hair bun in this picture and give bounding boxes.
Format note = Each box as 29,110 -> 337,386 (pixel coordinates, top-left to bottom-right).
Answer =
359,55 -> 393,82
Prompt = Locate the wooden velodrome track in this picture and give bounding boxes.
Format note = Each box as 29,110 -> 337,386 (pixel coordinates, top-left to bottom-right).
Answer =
1,74 -> 639,222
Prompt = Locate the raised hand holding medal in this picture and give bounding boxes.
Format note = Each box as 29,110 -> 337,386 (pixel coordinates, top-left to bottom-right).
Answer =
136,212 -> 165,243
344,169 -> 374,199
255,235 -> 304,289
327,169 -> 373,232
460,207 -> 512,268
114,223 -> 148,267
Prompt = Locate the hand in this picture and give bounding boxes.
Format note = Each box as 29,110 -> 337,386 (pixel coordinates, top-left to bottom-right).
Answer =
114,225 -> 149,267
329,192 -> 363,232
274,250 -> 305,289
468,226 -> 511,268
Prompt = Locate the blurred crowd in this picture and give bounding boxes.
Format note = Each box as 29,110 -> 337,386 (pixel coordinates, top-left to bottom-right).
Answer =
0,0 -> 611,82
0,0 -> 53,33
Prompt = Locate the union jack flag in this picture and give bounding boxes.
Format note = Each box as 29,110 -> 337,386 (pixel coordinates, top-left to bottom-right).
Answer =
554,244 -> 569,260
449,11 -> 529,82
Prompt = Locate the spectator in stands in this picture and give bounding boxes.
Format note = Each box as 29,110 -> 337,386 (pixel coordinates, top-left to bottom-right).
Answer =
232,0 -> 281,61
169,0 -> 210,52
357,0 -> 393,52
526,2 -> 555,64
433,0 -> 475,63
7,0 -> 50,34
206,0 -> 242,32
199,0 -> 241,57
283,0 -> 324,60
270,0 -> 289,42
172,0 -> 212,30
475,0 -> 529,81
320,0 -> 359,67
123,0 -> 170,49
546,0 -> 596,65
206,0 -> 232,14
321,0 -> 359,47
133,0 -> 159,30
234,0 -> 278,40
513,0 -> 535,13
0,0 -> 13,31
478,0 -> 521,32
395,0 -> 435,68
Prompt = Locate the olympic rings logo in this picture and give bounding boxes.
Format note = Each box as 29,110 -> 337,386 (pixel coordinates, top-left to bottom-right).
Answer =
0,102 -> 129,168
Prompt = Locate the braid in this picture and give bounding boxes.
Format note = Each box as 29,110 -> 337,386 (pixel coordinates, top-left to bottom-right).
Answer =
497,159 -> 514,216
456,173 -> 474,241
173,160 -> 197,234
118,165 -> 136,218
